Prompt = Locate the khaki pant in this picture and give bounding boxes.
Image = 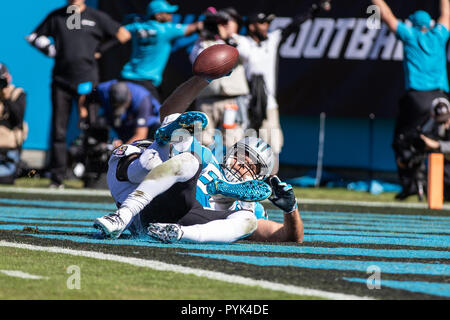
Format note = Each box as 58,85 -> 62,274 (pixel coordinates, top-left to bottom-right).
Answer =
196,97 -> 244,148
259,108 -> 284,155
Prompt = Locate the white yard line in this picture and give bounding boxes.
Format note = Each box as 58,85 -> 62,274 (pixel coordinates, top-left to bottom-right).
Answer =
0,186 -> 111,197
0,241 -> 373,300
0,269 -> 48,280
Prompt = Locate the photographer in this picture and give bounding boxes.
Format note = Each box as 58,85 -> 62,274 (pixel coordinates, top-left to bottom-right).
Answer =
420,98 -> 450,200
373,0 -> 450,200
0,63 -> 27,184
86,80 -> 161,147
70,80 -> 160,188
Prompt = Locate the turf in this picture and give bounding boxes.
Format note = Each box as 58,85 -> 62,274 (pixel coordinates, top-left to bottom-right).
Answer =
0,246 -> 321,300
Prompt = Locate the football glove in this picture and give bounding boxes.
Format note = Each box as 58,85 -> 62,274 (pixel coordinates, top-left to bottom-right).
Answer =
268,176 -> 298,213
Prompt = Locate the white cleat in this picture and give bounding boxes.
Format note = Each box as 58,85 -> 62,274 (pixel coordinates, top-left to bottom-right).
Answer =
147,223 -> 183,243
93,213 -> 128,239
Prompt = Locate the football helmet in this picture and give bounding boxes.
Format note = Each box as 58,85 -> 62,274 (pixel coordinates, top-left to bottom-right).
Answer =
222,136 -> 274,182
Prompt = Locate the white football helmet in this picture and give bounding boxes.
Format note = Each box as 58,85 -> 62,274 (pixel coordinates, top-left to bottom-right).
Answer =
222,136 -> 275,182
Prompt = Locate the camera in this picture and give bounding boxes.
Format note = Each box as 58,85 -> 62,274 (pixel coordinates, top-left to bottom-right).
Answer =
199,10 -> 230,40
396,125 -> 435,167
0,75 -> 8,90
69,116 -> 113,188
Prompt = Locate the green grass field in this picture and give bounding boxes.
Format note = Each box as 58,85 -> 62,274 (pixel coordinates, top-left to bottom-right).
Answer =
0,246 -> 320,300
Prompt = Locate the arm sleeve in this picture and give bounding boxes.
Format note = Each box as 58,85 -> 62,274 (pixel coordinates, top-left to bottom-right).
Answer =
96,11 -> 121,39
396,22 -> 414,43
432,23 -> 450,44
2,91 -> 26,128
26,13 -> 56,57
136,97 -> 151,128
279,12 -> 312,44
32,13 -> 54,37
439,140 -> 450,154
234,35 -> 250,63
127,148 -> 163,184
166,23 -> 188,40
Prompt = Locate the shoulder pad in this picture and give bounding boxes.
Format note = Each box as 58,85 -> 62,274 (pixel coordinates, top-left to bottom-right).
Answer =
111,144 -> 143,158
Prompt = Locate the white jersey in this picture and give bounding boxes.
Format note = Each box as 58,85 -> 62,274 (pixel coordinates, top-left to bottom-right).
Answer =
107,144 -> 143,206
107,137 -> 267,231
233,30 -> 282,110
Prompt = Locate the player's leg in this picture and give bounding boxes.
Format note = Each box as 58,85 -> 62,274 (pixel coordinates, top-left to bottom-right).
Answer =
94,152 -> 200,238
147,202 -> 258,244
154,111 -> 209,145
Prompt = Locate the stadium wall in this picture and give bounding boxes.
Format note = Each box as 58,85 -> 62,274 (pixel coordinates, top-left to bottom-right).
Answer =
3,1 -> 445,173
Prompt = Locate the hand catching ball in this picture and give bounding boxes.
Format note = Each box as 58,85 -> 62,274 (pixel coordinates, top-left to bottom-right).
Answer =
193,44 -> 239,80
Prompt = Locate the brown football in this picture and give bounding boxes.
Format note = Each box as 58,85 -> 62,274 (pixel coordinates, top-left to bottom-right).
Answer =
193,44 -> 239,79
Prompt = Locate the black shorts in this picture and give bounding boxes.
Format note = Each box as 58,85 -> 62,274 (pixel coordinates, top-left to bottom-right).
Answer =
139,164 -> 236,228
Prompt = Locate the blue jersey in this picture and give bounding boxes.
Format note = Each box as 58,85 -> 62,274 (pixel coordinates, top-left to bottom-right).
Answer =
122,20 -> 187,86
396,22 -> 450,92
95,80 -> 161,141
172,137 -> 267,219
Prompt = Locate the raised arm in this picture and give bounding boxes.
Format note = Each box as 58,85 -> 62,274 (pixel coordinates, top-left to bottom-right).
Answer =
438,0 -> 450,30
372,0 -> 398,33
159,76 -> 209,121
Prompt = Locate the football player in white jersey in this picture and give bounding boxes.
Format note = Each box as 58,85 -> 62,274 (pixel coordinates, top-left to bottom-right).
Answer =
94,74 -> 272,243
94,73 -> 303,243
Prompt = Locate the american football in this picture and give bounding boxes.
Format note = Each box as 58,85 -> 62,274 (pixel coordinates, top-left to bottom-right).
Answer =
192,44 -> 239,79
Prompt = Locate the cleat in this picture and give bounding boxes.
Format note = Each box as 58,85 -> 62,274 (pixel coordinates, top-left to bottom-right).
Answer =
206,179 -> 272,202
147,223 -> 183,243
155,112 -> 208,145
93,213 -> 128,239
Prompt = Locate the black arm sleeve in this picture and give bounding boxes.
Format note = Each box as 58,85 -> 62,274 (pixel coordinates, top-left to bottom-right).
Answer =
97,38 -> 121,55
116,153 -> 140,182
2,92 -> 26,128
26,12 -> 57,57
280,1 -> 328,44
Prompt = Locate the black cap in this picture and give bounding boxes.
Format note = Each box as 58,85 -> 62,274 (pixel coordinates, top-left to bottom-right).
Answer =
0,62 -> 8,77
221,7 -> 242,24
109,82 -> 131,116
247,12 -> 275,25
204,6 -> 230,25
432,97 -> 450,123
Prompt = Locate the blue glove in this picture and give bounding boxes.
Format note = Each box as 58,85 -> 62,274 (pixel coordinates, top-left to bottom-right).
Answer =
268,176 -> 298,213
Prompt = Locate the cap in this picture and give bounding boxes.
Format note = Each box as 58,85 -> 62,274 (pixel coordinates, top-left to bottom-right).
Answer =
432,97 -> 450,123
147,0 -> 178,16
109,82 -> 131,117
221,7 -> 242,24
247,12 -> 275,25
205,6 -> 230,22
409,10 -> 432,29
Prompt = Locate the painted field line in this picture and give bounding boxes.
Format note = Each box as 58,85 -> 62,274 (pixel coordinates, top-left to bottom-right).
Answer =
299,198 -> 450,210
0,241 -> 372,301
0,270 -> 48,280
0,187 -> 111,197
0,186 -> 448,210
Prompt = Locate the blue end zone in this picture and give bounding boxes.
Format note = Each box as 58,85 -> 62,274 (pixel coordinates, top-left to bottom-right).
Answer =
0,198 -> 449,298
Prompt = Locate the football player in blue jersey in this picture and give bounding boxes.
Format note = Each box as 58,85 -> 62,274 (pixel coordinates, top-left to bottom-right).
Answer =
94,72 -> 303,243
